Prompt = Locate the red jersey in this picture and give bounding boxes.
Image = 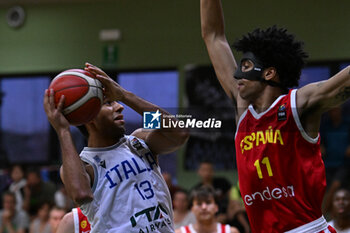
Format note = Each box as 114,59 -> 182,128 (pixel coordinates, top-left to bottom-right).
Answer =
235,90 -> 327,232
72,207 -> 91,233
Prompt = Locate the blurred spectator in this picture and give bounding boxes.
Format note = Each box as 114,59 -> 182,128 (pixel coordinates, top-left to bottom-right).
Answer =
0,170 -> 11,209
191,161 -> 231,221
162,172 -> 182,201
321,107 -> 350,185
321,107 -> 350,215
323,170 -> 350,218
54,185 -> 74,212
0,191 -> 29,233
173,189 -> 196,229
23,167 -> 56,218
7,165 -> 26,212
29,201 -> 51,233
226,182 -> 250,233
175,185 -> 239,233
48,206 -> 66,233
328,188 -> 350,232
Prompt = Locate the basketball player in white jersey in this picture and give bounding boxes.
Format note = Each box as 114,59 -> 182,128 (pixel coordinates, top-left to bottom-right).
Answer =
176,185 -> 239,233
44,63 -> 189,232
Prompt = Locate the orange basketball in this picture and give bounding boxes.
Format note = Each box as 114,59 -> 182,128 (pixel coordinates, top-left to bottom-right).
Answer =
49,69 -> 103,126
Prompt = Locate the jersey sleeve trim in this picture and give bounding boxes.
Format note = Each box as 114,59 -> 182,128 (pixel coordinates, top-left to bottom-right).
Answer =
284,215 -> 328,233
225,224 -> 231,233
181,226 -> 189,233
80,156 -> 98,193
72,208 -> 79,233
235,109 -> 248,139
290,89 -> 319,144
189,224 -> 196,233
127,135 -> 159,166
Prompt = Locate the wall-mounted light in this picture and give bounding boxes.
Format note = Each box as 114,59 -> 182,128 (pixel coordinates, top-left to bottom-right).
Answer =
6,6 -> 26,29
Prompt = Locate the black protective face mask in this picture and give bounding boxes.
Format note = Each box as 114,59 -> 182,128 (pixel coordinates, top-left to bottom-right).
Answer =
234,52 -> 288,92
234,52 -> 265,81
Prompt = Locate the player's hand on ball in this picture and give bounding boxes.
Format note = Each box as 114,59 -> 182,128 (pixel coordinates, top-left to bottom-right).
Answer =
44,89 -> 70,132
84,62 -> 125,101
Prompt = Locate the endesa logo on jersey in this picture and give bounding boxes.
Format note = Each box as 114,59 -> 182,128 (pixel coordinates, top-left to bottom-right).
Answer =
143,110 -> 222,129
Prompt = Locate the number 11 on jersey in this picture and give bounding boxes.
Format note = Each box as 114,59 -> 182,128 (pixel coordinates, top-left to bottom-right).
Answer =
254,156 -> 273,179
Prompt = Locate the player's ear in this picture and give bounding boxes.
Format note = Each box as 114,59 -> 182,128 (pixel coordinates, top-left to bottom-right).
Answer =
263,67 -> 277,81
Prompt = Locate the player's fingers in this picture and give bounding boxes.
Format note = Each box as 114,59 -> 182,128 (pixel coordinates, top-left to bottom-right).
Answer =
43,89 -> 49,104
57,95 -> 65,112
48,89 -> 55,108
84,63 -> 99,75
43,89 -> 50,112
85,63 -> 108,77
95,74 -> 111,85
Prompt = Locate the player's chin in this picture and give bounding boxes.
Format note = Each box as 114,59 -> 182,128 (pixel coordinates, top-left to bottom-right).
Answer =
238,89 -> 251,100
119,125 -> 126,135
111,120 -> 126,131
115,119 -> 125,125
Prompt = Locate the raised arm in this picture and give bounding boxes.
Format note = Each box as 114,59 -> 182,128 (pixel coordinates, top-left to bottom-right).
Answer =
85,63 -> 189,156
200,0 -> 238,100
43,90 -> 93,205
296,66 -> 350,136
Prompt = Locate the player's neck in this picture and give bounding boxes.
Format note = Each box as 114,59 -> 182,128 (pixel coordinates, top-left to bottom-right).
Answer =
88,134 -> 124,148
194,220 -> 217,233
251,86 -> 284,113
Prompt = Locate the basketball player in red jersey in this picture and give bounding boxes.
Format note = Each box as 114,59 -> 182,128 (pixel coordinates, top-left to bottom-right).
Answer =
200,0 -> 350,232
56,207 -> 91,233
176,185 -> 239,233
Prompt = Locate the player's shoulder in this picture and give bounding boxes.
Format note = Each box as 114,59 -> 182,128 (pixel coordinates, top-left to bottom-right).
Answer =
130,128 -> 148,140
125,134 -> 152,155
62,211 -> 74,222
56,211 -> 74,233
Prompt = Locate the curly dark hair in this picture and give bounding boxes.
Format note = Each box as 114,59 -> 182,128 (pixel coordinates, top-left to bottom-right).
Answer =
232,25 -> 308,88
189,185 -> 218,208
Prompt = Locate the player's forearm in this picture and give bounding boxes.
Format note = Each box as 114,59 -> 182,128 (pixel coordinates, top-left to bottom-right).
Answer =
201,0 -> 225,41
332,66 -> 350,105
121,89 -> 189,148
306,66 -> 350,110
58,129 -> 93,205
120,89 -> 171,117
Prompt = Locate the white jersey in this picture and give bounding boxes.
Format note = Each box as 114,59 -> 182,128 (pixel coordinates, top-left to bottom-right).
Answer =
80,135 -> 174,233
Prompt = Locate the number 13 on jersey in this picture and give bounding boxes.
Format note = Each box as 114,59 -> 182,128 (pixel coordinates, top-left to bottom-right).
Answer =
254,156 -> 273,179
